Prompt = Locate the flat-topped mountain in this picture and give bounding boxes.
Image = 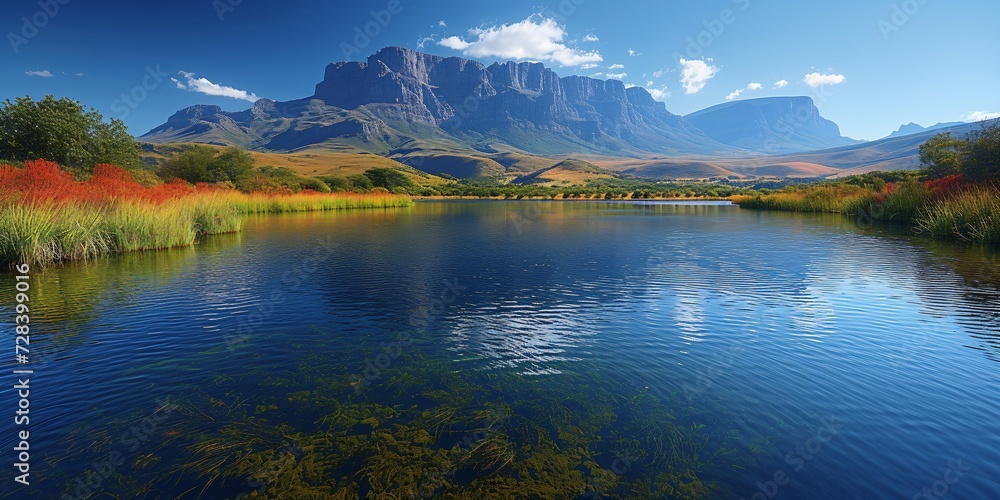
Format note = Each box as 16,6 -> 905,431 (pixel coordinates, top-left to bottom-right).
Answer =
683,97 -> 863,154
144,47 -> 724,156
142,47 -> 860,160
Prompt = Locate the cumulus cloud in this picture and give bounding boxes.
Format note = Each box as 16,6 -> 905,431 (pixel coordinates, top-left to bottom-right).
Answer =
725,82 -> 765,101
605,72 -> 627,80
964,111 -> 1000,122
438,20 -> 447,27
653,69 -> 666,78
438,15 -> 602,67
647,87 -> 672,101
803,72 -> 846,88
773,79 -> 789,89
678,58 -> 719,94
608,63 -> 624,70
583,34 -> 599,42
628,48 -> 639,57
25,70 -> 53,77
175,71 -> 259,102
580,63 -> 600,70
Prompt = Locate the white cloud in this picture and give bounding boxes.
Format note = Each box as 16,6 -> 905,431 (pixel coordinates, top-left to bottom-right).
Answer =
580,63 -> 600,70
605,72 -> 627,80
647,87 -> 672,101
646,80 -> 654,86
74,72 -> 84,77
417,36 -> 435,49
803,72 -> 846,88
608,63 -> 624,70
438,20 -> 447,27
438,15 -> 602,67
653,69 -> 666,78
964,111 -> 1000,122
725,82 -> 766,100
678,58 -> 719,94
628,48 -> 639,57
175,71 -> 260,102
583,34 -> 599,42
773,79 -> 789,89
25,70 -> 53,77
171,78 -> 186,89
590,72 -> 604,78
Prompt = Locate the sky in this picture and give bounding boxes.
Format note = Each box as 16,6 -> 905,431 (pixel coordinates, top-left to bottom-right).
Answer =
2,0 -> 998,141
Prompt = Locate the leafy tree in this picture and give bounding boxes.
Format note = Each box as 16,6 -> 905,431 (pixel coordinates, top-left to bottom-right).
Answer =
300,177 -> 331,193
157,146 -> 255,184
0,95 -> 141,174
318,175 -> 353,192
156,146 -> 217,183
210,147 -> 254,182
364,168 -> 414,192
919,132 -> 966,179
347,174 -> 373,191
961,122 -> 1000,182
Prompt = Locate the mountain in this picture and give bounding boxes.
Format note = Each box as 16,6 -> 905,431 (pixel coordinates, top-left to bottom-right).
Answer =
143,46 -> 728,158
682,97 -> 863,154
885,121 -> 965,139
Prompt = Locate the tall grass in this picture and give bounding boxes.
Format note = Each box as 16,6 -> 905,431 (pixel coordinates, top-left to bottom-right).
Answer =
731,185 -> 871,213
916,186 -> 1000,244
732,176 -> 1000,246
0,161 -> 413,266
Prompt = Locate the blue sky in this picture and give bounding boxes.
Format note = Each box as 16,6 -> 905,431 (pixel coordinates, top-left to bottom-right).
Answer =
2,0 -> 997,141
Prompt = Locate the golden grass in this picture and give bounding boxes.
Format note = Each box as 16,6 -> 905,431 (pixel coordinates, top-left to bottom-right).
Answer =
1,191 -> 412,267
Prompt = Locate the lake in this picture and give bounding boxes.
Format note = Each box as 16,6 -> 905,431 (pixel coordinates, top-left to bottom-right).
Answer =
2,200 -> 999,498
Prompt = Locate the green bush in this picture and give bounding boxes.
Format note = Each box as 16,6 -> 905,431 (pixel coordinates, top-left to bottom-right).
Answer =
0,95 -> 141,174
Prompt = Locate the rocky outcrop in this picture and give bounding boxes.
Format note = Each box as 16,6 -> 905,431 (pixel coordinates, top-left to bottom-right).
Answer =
141,47 -> 856,157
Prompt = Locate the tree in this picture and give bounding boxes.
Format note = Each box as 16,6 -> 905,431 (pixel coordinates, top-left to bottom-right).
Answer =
157,146 -> 255,184
961,122 -> 1000,182
209,147 -> 254,182
156,146 -> 217,183
919,132 -> 966,179
0,95 -> 141,174
364,168 -> 414,192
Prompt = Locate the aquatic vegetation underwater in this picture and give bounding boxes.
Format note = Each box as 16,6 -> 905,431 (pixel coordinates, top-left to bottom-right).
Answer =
43,338 -> 773,499
0,160 -> 413,266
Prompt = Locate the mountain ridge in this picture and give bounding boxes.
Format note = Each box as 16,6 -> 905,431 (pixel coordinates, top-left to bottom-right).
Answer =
141,46 -> 857,163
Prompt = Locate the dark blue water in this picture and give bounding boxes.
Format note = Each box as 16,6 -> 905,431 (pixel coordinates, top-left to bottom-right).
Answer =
2,201 -> 999,499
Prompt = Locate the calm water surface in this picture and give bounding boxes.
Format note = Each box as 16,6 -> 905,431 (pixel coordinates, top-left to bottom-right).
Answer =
1,201 -> 999,498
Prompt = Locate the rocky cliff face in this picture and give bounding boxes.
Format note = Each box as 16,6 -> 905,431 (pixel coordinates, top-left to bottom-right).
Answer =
141,47 -> 854,157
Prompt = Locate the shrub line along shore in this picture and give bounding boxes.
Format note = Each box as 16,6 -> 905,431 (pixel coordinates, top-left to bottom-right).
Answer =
0,161 -> 412,267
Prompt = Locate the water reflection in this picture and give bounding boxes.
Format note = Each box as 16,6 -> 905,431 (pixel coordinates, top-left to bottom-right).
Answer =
1,202 -> 998,499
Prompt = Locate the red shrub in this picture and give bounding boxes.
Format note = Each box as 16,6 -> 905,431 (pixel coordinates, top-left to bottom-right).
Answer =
925,175 -> 963,198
